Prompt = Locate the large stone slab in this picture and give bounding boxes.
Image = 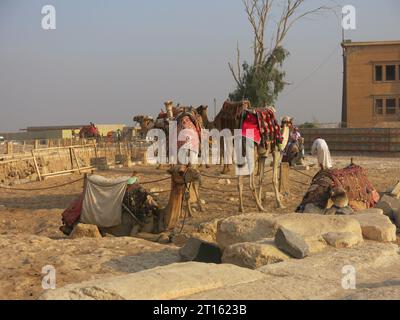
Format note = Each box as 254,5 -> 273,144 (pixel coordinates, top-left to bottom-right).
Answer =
216,213 -> 363,253
222,239 -> 289,269
375,195 -> 400,220
198,219 -> 220,242
274,227 -> 310,259
216,213 -> 279,250
275,214 -> 362,238
323,232 -> 363,249
40,262 -> 264,300
390,181 -> 400,199
393,210 -> 400,228
275,214 -> 363,253
356,208 -> 384,215
183,243 -> 400,300
179,237 -> 222,264
351,213 -> 397,242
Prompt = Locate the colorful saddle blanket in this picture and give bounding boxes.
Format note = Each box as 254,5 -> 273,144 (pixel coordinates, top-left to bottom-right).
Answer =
299,164 -> 380,210
241,108 -> 283,147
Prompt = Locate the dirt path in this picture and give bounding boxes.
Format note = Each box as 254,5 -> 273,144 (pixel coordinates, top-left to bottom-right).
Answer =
0,154 -> 399,299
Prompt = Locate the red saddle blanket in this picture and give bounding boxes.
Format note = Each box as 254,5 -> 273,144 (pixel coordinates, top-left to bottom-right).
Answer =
62,194 -> 84,227
241,108 -> 283,146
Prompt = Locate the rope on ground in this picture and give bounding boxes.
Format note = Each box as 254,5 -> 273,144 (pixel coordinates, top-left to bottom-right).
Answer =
292,169 -> 314,179
200,172 -> 237,180
149,189 -> 171,195
0,177 -> 84,191
200,168 -> 273,181
140,176 -> 170,185
291,179 -> 310,186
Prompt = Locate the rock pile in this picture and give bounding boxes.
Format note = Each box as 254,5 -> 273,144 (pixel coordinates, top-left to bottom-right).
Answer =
180,208 -> 397,270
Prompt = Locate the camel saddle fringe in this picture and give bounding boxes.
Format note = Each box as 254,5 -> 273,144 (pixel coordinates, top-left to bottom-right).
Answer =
123,183 -> 161,223
300,164 -> 380,210
240,107 -> 284,147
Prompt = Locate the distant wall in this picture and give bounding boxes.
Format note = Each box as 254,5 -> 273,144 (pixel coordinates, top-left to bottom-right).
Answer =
301,128 -> 400,152
96,124 -> 126,136
0,130 -> 64,140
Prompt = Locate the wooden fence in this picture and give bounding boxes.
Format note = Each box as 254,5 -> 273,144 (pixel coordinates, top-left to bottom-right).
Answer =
301,128 -> 400,153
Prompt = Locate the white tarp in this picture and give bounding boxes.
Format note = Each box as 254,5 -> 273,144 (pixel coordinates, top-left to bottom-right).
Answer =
80,175 -> 130,228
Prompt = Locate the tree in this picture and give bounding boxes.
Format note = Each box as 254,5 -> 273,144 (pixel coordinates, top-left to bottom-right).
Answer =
229,0 -> 329,107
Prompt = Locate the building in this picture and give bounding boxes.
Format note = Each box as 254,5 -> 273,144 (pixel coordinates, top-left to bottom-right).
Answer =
0,124 -> 126,141
342,40 -> 400,128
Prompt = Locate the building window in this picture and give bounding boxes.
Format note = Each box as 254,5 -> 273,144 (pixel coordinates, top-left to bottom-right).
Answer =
386,65 -> 396,81
386,98 -> 396,114
375,65 -> 383,81
375,99 -> 383,115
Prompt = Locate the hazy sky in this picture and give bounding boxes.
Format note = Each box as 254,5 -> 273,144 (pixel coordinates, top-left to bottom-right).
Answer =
0,0 -> 399,131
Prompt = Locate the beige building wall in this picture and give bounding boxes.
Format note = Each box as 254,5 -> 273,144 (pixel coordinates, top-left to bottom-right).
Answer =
345,41 -> 400,128
95,124 -> 126,136
1,124 -> 126,140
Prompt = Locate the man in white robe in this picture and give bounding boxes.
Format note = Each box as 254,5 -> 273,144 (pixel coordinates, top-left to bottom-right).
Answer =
311,138 -> 333,170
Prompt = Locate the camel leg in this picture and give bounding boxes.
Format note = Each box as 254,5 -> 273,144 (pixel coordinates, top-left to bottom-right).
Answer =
238,175 -> 244,213
272,150 -> 285,209
250,170 -> 267,212
193,182 -> 204,212
258,157 -> 266,203
186,198 -> 194,218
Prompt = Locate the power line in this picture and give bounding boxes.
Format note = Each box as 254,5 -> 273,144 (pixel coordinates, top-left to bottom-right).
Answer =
280,44 -> 342,100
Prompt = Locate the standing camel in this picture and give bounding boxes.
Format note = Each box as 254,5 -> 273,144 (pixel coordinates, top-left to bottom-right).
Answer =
197,101 -> 250,174
236,107 -> 290,211
197,102 -> 290,211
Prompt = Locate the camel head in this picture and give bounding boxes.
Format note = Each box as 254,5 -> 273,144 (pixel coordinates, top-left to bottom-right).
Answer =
196,105 -> 208,118
279,116 -> 293,151
281,116 -> 294,129
167,165 -> 200,186
133,115 -> 154,130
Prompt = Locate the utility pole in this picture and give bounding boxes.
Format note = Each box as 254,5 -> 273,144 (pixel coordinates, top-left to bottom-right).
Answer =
341,12 -> 348,128
214,98 -> 217,120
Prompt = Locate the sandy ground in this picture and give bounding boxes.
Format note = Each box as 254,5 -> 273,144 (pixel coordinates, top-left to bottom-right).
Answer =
0,154 -> 399,299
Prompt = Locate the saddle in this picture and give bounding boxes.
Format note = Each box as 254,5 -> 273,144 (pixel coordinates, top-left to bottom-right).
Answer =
299,164 -> 379,211
240,107 -> 283,148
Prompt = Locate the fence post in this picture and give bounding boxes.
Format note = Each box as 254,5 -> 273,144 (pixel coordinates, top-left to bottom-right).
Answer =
5,142 -> 13,155
279,162 -> 290,194
31,150 -> 42,181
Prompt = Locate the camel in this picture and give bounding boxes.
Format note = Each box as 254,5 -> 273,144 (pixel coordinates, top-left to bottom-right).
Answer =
197,101 -> 250,174
296,163 -> 380,215
133,115 -> 155,139
282,137 -> 305,166
79,123 -> 101,140
236,108 -> 290,212
60,165 -> 201,238
152,101 -> 205,167
198,102 -> 290,211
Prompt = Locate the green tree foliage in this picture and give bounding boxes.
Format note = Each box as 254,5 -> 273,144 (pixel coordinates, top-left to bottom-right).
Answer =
229,47 -> 289,107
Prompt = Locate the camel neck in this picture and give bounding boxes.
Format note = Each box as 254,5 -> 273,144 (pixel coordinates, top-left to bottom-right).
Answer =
163,181 -> 185,230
